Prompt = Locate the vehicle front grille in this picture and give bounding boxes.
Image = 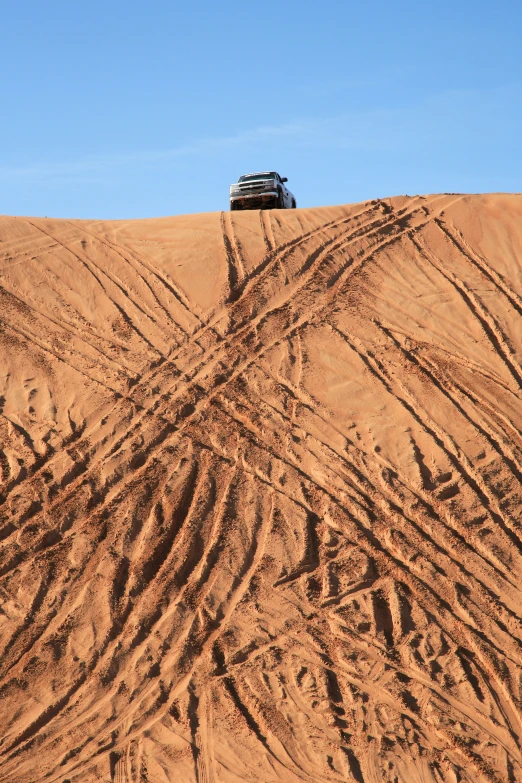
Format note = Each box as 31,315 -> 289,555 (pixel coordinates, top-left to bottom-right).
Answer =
239,182 -> 270,192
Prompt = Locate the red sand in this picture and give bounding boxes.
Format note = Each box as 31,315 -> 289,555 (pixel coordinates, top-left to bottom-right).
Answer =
1,194 -> 522,782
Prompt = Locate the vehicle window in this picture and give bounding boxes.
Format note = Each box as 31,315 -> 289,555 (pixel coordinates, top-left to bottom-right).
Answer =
238,173 -> 277,182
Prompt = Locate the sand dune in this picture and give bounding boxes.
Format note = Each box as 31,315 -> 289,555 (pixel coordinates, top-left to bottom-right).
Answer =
1,194 -> 522,783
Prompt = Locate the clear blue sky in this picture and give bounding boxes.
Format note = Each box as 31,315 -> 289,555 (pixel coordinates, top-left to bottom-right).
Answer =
1,0 -> 520,218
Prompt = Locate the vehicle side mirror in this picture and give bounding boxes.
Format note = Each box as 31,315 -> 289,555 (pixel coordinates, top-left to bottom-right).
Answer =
281,177 -> 288,182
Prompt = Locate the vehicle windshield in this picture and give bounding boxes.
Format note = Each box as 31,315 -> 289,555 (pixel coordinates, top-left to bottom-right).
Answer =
238,173 -> 277,182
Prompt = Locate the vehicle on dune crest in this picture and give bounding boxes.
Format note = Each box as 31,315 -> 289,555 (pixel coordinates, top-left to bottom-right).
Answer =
229,171 -> 296,211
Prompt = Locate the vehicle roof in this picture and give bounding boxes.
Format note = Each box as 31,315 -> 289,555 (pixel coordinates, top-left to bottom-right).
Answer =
241,171 -> 279,177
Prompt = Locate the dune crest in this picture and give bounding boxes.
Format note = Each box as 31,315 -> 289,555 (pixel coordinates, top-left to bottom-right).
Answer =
1,194 -> 522,783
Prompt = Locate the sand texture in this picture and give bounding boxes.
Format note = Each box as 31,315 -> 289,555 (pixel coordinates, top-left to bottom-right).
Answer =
1,194 -> 522,782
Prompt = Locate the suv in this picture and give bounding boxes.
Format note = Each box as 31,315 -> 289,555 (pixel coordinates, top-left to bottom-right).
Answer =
230,172 -> 296,211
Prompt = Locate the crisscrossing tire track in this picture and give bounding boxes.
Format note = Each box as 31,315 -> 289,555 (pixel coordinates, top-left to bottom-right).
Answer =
0,203 -> 378,516
0,199 -> 397,528
4,195 -> 522,783
1,196 -> 433,545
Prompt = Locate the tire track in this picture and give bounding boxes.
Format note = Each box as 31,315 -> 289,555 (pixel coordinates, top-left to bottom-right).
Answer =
91,221 -> 199,316
0,197 -> 450,571
259,209 -> 273,252
412,233 -> 522,390
377,322 -> 522,489
0,199 -> 402,541
220,211 -> 246,301
24,220 -> 164,356
221,371 -> 522,665
436,219 -> 522,318
0,204 -> 378,517
243,360 -> 522,596
64,219 -> 196,337
4,195 -> 522,783
27,475 -> 275,783
329,322 -> 522,551
0,284 -> 133,382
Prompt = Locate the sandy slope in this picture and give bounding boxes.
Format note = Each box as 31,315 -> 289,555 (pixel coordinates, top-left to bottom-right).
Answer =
1,194 -> 522,783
